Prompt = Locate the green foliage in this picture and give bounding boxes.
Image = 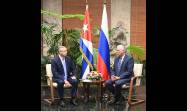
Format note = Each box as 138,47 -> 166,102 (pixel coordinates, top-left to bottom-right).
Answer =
41,10 -> 84,20
41,10 -> 85,80
126,45 -> 145,63
41,23 -> 62,56
92,26 -> 100,36
41,23 -> 81,72
41,55 -> 50,65
126,45 -> 146,85
93,48 -> 98,65
62,29 -> 81,66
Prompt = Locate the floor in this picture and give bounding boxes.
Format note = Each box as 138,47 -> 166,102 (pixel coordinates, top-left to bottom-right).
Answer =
41,84 -> 146,111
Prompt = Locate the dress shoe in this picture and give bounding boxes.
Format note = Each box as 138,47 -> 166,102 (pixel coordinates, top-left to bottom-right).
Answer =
107,96 -> 117,105
59,100 -> 65,107
115,96 -> 125,105
70,98 -> 78,106
115,100 -> 122,105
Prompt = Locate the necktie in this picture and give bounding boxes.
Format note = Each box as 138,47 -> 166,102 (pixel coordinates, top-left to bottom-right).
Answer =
62,58 -> 67,80
117,58 -> 122,75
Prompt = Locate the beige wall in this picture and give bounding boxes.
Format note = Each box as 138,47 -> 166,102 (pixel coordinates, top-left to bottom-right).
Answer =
42,0 -> 62,56
111,0 -> 131,47
42,0 -> 62,28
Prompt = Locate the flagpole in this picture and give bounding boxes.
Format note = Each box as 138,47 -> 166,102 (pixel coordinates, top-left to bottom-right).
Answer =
103,0 -> 107,14
85,0 -> 93,71
85,0 -> 88,10
103,0 -> 106,4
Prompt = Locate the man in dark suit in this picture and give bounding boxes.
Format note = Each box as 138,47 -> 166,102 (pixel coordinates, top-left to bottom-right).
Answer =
106,45 -> 134,104
51,46 -> 78,107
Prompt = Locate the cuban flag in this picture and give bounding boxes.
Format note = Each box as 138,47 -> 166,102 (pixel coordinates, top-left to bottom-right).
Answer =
97,3 -> 110,80
80,4 -> 94,79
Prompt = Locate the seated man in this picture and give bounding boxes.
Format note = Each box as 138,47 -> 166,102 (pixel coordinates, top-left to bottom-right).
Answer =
51,46 -> 78,107
106,45 -> 134,104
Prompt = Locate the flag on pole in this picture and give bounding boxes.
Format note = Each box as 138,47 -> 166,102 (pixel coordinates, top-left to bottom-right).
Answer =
97,3 -> 110,80
80,4 -> 94,79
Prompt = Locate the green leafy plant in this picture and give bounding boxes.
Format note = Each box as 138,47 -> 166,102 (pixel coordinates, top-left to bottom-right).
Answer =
41,10 -> 86,81
126,45 -> 145,63
41,23 -> 62,56
126,45 -> 146,85
93,48 -> 98,65
92,26 -> 100,36
41,23 -> 81,61
41,10 -> 84,20
41,22 -> 82,81
61,29 -> 81,65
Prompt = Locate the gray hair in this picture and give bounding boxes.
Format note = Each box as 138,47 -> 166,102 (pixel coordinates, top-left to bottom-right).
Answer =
117,44 -> 125,51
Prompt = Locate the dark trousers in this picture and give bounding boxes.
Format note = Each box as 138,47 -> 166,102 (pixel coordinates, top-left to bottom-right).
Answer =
105,79 -> 129,100
57,78 -> 78,99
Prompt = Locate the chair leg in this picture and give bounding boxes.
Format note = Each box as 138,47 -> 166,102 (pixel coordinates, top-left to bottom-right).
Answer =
127,81 -> 145,106
43,80 -> 56,105
129,98 -> 145,106
125,102 -> 130,111
44,98 -> 60,105
44,99 -> 53,105
50,89 -> 55,103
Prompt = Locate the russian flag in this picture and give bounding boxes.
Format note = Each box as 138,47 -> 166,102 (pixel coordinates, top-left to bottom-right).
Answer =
97,3 -> 110,80
80,4 -> 94,79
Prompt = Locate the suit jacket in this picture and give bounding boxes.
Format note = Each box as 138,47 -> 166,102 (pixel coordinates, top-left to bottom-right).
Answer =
51,56 -> 76,83
111,54 -> 134,81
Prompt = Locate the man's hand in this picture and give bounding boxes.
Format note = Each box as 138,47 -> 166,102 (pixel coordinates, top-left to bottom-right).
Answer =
71,76 -> 76,80
64,80 -> 71,86
111,75 -> 120,81
111,75 -> 116,81
115,76 -> 120,80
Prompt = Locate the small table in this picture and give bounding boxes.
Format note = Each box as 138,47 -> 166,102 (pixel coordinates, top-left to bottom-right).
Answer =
79,79 -> 105,102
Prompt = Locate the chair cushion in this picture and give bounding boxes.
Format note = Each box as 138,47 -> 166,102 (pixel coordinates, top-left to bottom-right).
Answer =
52,82 -> 72,88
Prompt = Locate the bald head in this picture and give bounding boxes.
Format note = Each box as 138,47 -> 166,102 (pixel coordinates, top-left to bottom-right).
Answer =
58,46 -> 67,51
58,46 -> 67,57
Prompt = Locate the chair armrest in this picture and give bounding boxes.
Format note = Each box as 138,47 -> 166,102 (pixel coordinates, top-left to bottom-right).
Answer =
45,75 -> 52,79
128,75 -> 143,104
131,75 -> 143,82
45,75 -> 53,87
